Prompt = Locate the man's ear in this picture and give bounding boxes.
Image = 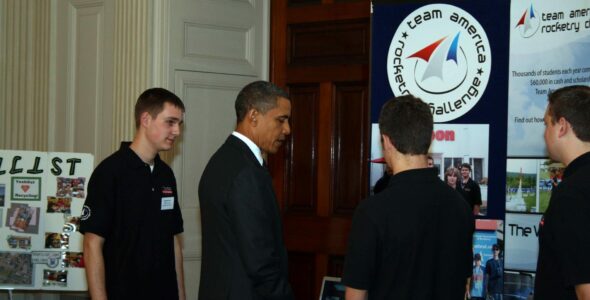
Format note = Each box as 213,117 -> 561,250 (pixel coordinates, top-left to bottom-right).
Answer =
557,117 -> 569,138
140,111 -> 152,127
248,109 -> 258,126
381,134 -> 395,151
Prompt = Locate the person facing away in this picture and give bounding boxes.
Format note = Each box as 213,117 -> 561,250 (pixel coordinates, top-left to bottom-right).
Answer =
342,95 -> 474,300
485,244 -> 503,300
458,163 -> 482,215
198,80 -> 295,299
80,88 -> 186,300
535,85 -> 590,300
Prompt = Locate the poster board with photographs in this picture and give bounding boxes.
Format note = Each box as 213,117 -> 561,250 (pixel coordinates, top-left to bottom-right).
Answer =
0,150 -> 93,291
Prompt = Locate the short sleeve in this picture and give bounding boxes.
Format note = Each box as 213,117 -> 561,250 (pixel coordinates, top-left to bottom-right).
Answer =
171,181 -> 183,235
79,165 -> 114,237
473,182 -> 482,206
342,205 -> 378,290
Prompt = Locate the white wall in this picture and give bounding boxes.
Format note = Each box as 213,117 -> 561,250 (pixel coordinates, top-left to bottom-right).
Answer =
0,0 -> 269,298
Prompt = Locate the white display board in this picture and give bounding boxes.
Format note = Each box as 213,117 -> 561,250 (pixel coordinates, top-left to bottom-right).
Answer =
0,150 -> 93,291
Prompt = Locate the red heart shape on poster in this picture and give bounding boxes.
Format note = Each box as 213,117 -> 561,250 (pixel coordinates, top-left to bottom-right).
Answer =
21,185 -> 30,192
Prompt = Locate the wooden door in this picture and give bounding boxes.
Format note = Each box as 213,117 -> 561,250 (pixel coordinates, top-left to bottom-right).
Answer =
168,1 -> 271,298
269,1 -> 371,299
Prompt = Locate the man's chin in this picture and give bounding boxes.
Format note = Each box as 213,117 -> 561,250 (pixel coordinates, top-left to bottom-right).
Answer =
160,143 -> 174,151
263,146 -> 281,155
265,148 -> 278,155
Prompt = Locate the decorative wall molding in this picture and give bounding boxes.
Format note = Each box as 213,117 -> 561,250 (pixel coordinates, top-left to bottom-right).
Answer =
0,0 -> 51,151
111,0 -> 152,149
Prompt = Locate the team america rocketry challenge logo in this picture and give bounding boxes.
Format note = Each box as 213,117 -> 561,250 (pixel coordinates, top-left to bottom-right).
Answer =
387,4 -> 492,122
515,3 -> 540,38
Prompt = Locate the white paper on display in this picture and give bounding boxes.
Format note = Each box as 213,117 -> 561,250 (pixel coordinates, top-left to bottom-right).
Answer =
0,150 -> 93,291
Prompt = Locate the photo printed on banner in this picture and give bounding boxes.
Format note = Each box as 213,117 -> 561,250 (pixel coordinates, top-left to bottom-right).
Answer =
472,219 -> 504,299
62,252 -> 84,268
0,252 -> 33,285
537,159 -> 565,213
504,271 -> 535,300
44,233 -> 69,250
506,159 -> 565,213
62,216 -> 81,233
5,203 -> 40,234
6,235 -> 32,250
56,177 -> 86,198
46,196 -> 72,214
371,124 -> 490,215
43,269 -> 68,287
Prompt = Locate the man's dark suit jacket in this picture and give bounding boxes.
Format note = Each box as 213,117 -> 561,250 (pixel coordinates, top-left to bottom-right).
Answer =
198,134 -> 294,300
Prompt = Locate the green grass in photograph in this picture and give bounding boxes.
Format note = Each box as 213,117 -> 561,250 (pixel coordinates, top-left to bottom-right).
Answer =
539,190 -> 551,212
523,194 -> 537,212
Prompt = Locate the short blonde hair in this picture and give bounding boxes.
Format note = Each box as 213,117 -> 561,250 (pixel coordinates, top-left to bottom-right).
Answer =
444,167 -> 460,183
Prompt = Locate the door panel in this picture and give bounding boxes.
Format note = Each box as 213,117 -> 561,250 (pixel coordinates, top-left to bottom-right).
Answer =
169,1 -> 270,298
270,1 -> 371,298
285,84 -> 320,213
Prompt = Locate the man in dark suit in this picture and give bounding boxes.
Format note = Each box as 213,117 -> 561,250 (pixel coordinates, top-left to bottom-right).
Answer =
198,81 -> 294,299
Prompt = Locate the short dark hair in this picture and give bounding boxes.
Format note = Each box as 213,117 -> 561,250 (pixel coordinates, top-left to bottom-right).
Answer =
235,81 -> 289,122
492,244 -> 500,251
547,85 -> 590,142
474,253 -> 481,261
460,163 -> 471,171
135,88 -> 185,129
378,95 -> 433,155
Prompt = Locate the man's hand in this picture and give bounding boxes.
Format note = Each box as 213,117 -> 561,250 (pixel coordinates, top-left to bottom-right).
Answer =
345,286 -> 367,300
576,283 -> 590,300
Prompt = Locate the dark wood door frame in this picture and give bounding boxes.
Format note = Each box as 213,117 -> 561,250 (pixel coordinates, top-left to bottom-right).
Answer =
270,1 -> 371,298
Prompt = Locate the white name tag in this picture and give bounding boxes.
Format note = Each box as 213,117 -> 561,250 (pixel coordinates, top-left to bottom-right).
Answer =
161,197 -> 174,210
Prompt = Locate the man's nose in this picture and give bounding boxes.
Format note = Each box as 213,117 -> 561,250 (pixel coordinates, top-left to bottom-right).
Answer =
283,121 -> 291,135
173,123 -> 181,135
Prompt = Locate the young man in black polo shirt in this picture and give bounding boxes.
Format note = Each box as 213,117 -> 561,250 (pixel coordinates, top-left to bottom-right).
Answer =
342,95 -> 474,300
80,88 -> 186,300
535,85 -> 590,299
459,163 -> 482,215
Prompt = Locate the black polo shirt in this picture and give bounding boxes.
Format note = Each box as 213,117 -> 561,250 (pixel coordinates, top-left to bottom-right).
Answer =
343,168 -> 474,300
80,142 -> 183,299
535,151 -> 590,299
459,178 -> 482,209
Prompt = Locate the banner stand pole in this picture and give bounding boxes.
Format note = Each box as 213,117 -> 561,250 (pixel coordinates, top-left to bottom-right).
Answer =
1,288 -> 14,300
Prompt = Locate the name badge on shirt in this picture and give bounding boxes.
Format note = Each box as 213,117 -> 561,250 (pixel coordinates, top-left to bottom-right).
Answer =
161,197 -> 174,210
